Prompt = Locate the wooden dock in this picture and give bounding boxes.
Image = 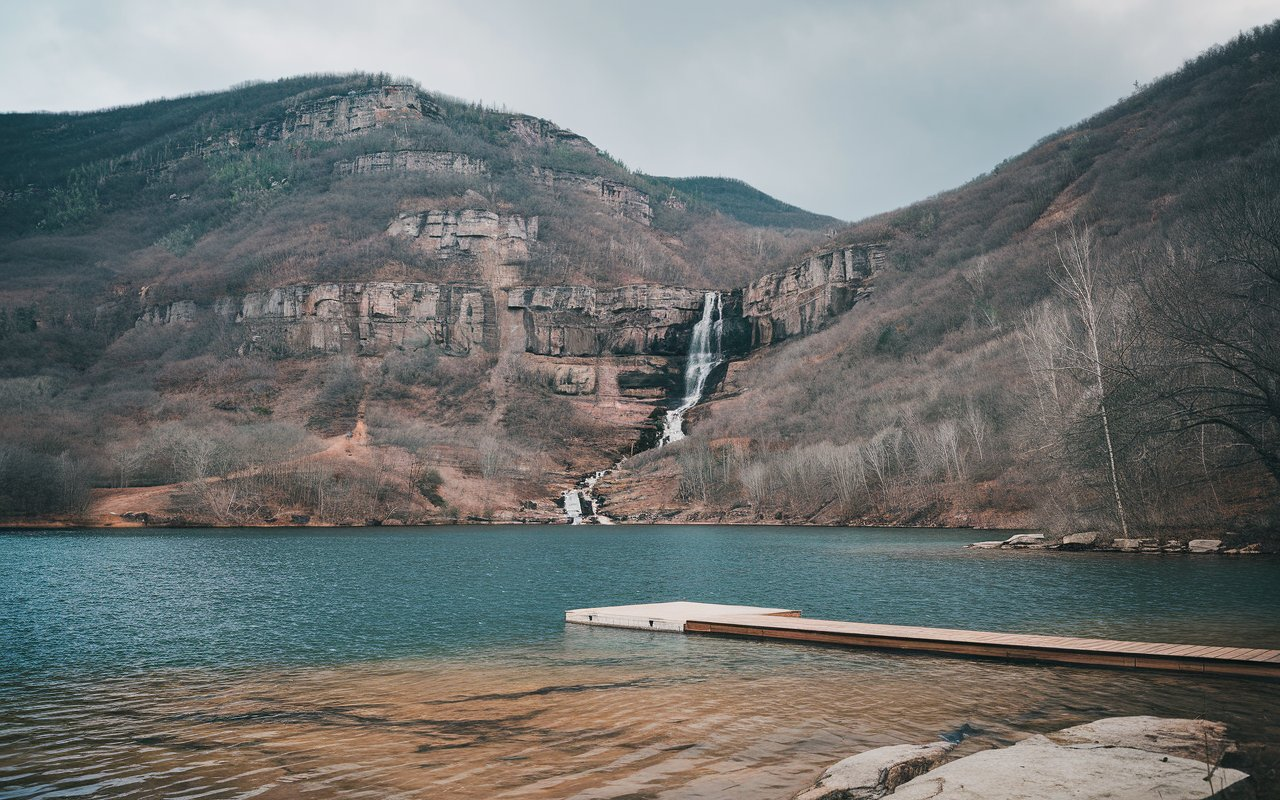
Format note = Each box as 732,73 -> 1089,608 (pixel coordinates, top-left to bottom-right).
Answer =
564,602 -> 1280,679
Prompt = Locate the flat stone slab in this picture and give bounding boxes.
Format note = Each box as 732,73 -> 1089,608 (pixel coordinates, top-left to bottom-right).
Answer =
889,733 -> 1250,799
565,601 -> 800,632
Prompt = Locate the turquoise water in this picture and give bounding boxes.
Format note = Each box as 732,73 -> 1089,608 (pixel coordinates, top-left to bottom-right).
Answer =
3,525 -> 1279,676
3,526 -> 1280,799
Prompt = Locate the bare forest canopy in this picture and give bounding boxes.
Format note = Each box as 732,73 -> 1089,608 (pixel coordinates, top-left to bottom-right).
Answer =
1,22 -> 1278,535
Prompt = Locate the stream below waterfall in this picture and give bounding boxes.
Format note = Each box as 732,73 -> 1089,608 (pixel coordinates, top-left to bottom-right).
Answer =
562,291 -> 725,523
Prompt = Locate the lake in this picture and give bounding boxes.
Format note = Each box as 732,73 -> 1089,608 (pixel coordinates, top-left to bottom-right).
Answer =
2,525 -> 1279,798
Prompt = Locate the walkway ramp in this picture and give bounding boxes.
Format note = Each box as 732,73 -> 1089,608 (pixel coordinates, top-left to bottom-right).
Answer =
565,601 -> 1280,679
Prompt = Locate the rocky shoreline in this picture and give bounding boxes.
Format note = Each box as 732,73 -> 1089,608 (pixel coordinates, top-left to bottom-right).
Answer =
968,531 -> 1274,555
792,716 -> 1255,799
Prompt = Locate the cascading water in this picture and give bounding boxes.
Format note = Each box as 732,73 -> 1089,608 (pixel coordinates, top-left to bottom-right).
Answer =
659,291 -> 723,446
562,489 -> 583,524
557,291 -> 723,523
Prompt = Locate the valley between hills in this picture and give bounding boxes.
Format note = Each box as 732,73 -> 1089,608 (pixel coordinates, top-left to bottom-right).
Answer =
1,23 -> 1278,542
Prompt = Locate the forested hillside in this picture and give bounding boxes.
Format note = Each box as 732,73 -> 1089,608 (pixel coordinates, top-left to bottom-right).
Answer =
1,22 -> 1277,535
0,72 -> 829,524
603,22 -> 1280,539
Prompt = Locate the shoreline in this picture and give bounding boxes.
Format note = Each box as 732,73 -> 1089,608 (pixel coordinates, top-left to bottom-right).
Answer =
968,530 -> 1277,555
2,519 -> 1274,558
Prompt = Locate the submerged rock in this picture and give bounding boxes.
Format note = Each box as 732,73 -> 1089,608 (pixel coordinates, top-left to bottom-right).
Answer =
792,742 -> 954,800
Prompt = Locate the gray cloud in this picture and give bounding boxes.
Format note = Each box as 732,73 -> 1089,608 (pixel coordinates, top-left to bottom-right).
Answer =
1,0 -> 1274,219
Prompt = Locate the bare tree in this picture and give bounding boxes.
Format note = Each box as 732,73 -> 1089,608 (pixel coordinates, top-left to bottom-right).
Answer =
1019,301 -> 1072,423
962,399 -> 989,461
739,462 -> 770,508
1052,223 -> 1129,536
1137,151 -> 1280,486
109,445 -> 146,489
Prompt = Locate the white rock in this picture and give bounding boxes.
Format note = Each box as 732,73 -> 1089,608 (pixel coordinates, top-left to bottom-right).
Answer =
1188,539 -> 1223,553
967,541 -> 1005,549
1047,716 -> 1235,762
1002,533 -> 1045,546
792,742 -> 954,800
889,717 -> 1251,800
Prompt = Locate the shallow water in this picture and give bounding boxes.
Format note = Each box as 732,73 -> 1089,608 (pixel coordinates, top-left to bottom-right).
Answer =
2,525 -> 1279,798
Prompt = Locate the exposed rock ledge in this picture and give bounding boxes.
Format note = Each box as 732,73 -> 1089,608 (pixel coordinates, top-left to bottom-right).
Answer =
530,167 -> 653,226
269,85 -> 439,143
334,150 -> 487,176
387,208 -> 537,261
138,240 -> 885,360
795,717 -> 1252,800
745,243 -> 886,347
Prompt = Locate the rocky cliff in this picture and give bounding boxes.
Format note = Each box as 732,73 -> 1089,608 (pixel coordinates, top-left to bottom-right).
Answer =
334,150 -> 487,176
386,209 -> 537,261
269,85 -> 440,142
508,285 -> 710,356
140,241 -> 883,361
233,282 -> 494,356
744,243 -> 885,347
509,115 -> 597,154
530,167 -> 653,226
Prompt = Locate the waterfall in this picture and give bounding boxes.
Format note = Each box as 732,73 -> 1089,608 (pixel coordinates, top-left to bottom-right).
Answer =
563,489 -> 583,524
556,291 -> 723,522
660,291 -> 723,446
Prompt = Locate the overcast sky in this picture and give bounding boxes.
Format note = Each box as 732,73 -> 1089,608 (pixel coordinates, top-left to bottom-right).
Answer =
1,0 -> 1275,220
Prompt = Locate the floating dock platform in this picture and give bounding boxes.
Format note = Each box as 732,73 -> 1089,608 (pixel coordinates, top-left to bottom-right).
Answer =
564,602 -> 1280,679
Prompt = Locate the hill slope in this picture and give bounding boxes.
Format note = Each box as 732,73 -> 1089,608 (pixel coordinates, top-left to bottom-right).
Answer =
645,176 -> 842,230
599,21 -> 1280,538
0,73 -> 836,525
1,22 -> 1278,534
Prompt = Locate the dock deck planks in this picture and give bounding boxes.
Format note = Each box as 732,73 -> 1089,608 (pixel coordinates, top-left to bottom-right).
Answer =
565,602 -> 1280,679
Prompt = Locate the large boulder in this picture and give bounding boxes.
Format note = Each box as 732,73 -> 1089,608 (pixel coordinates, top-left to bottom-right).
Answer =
1046,716 -> 1236,762
1060,531 -> 1100,549
1189,539 -> 1223,553
793,742 -> 954,800
887,717 -> 1251,800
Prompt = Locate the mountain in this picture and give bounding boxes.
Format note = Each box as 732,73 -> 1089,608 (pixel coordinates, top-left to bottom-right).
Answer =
1,22 -> 1277,535
600,21 -> 1280,536
0,73 -> 837,524
644,176 -> 843,230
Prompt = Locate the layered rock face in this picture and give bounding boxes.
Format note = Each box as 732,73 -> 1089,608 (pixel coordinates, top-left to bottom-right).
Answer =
137,299 -> 198,326
139,238 -> 882,371
268,86 -> 441,142
231,282 -> 494,356
334,150 -> 487,176
531,167 -> 653,226
508,285 -> 712,356
509,115 -> 597,154
387,209 -> 538,262
744,243 -> 886,347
